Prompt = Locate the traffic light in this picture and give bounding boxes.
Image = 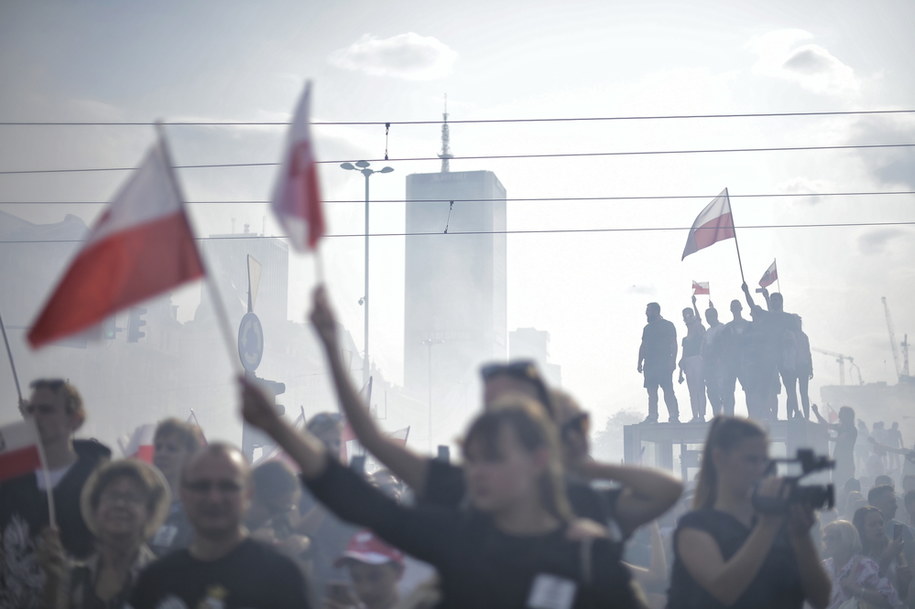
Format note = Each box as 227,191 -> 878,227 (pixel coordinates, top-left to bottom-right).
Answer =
127,306 -> 147,342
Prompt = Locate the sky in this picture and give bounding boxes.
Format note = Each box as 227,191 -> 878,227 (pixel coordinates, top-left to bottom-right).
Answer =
1,0 -> 914,447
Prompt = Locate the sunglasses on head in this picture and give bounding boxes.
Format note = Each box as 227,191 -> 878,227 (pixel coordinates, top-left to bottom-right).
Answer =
480,360 -> 539,381
29,379 -> 67,391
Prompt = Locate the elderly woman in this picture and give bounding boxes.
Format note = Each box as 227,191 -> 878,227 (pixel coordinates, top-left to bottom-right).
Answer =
822,519 -> 901,609
40,459 -> 169,609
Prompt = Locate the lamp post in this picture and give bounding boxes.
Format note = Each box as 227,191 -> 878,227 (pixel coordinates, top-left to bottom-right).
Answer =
340,160 -> 393,387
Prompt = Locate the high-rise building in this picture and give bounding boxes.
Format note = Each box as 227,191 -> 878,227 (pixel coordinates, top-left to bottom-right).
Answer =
403,169 -> 507,406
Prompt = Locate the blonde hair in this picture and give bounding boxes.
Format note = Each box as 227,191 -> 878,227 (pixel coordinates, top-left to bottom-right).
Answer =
694,416 -> 767,509
823,520 -> 862,554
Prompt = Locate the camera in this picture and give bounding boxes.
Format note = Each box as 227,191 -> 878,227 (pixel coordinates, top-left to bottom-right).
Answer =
752,449 -> 835,514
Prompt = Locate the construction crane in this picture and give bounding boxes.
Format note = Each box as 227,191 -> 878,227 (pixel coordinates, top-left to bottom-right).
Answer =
883,296 -> 911,381
812,348 -> 863,385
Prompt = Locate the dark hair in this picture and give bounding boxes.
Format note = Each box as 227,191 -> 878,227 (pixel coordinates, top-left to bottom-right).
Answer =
853,506 -> 885,554
693,416 -> 767,509
479,360 -> 553,418
154,418 -> 205,453
462,397 -> 572,521
867,484 -> 895,506
252,460 -> 298,505
26,378 -> 86,428
306,412 -> 343,436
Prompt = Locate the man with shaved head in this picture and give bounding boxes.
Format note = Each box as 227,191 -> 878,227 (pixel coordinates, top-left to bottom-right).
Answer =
128,443 -> 312,609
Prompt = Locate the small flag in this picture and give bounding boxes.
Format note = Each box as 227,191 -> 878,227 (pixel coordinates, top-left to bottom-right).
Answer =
388,426 -> 410,447
0,420 -> 44,482
28,137 -> 205,348
758,259 -> 778,288
681,188 -> 736,260
123,423 -> 157,463
270,81 -> 325,251
692,281 -> 710,296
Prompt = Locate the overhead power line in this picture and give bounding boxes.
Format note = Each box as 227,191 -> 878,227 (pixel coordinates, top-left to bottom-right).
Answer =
1,108 -> 914,127
1,190 -> 914,206
1,142 -> 914,176
1,220 -> 912,245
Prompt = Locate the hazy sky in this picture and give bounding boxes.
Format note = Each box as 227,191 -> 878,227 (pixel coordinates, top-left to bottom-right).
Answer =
1,0 -> 914,442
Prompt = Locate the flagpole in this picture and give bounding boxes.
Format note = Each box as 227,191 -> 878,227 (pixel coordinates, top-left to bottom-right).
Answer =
314,245 -> 326,286
727,188 -> 748,285
154,122 -> 243,374
30,419 -> 58,528
0,311 -> 22,402
775,260 -> 782,293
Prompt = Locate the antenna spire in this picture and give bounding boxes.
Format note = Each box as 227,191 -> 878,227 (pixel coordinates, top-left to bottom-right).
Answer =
438,94 -> 453,173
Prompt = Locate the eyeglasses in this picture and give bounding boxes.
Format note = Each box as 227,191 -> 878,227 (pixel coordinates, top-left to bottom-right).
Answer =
99,490 -> 147,506
183,480 -> 243,494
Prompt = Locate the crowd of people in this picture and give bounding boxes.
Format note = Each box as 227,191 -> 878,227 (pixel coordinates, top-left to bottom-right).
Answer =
1,286 -> 914,609
638,284 -> 813,423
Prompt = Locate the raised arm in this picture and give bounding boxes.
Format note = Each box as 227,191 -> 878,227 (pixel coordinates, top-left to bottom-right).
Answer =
741,282 -> 756,310
239,376 -> 453,564
309,286 -> 429,493
577,461 -> 682,536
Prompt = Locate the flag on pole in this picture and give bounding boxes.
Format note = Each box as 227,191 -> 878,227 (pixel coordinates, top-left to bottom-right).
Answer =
0,420 -> 43,482
692,281 -> 710,296
681,188 -> 735,260
758,259 -> 778,288
389,426 -> 410,447
123,423 -> 157,463
270,81 -> 325,251
187,410 -> 208,446
28,138 -> 205,348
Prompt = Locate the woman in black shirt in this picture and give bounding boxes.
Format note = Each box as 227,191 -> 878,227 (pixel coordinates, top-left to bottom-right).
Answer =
239,379 -> 640,609
667,416 -> 830,609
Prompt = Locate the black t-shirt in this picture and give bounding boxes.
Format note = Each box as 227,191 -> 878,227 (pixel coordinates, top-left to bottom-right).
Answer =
127,538 -> 312,609
420,459 -> 624,537
667,509 -> 804,609
305,457 -> 638,609
641,318 -> 677,370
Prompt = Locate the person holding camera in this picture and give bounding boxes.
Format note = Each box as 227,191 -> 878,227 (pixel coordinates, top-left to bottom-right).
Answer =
667,416 -> 831,609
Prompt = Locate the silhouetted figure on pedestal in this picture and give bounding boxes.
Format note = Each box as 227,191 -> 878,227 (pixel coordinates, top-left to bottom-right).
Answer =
638,302 -> 679,423
721,299 -> 750,416
763,291 -> 804,419
741,284 -> 780,421
702,304 -> 726,416
678,296 -> 706,423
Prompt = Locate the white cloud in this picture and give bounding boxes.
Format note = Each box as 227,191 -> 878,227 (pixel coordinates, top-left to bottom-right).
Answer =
748,29 -> 860,96
858,228 -> 909,255
328,33 -> 457,81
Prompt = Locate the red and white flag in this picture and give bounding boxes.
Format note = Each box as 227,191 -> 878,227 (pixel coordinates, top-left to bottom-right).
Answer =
28,138 -> 204,348
692,281 -> 710,296
123,423 -> 157,463
271,81 -> 325,251
758,259 -> 778,288
388,426 -> 410,447
681,188 -> 735,260
0,420 -> 44,482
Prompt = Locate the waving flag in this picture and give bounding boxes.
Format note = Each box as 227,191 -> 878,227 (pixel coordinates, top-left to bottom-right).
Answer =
0,420 -> 43,482
271,81 -> 325,251
692,281 -> 710,296
758,259 -> 778,288
681,188 -> 735,260
28,137 -> 204,348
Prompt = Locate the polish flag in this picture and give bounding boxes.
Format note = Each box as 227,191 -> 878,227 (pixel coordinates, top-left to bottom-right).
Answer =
28,137 -> 204,348
124,423 -> 157,463
681,188 -> 735,260
388,426 -> 410,447
692,281 -> 710,296
271,81 -> 325,251
340,418 -> 357,463
758,259 -> 778,288
0,420 -> 44,482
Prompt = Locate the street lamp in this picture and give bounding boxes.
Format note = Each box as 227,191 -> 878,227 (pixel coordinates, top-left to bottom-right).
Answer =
340,160 -> 394,387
